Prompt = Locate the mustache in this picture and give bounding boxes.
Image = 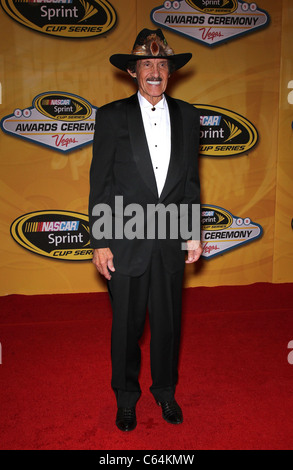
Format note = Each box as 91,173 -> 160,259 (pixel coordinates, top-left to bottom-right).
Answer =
146,77 -> 162,82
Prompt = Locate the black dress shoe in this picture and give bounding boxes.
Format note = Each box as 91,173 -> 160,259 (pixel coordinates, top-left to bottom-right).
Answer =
115,407 -> 137,431
156,400 -> 183,424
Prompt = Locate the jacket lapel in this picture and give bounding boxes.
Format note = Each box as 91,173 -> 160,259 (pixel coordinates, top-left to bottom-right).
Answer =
127,94 -> 158,198
127,93 -> 184,201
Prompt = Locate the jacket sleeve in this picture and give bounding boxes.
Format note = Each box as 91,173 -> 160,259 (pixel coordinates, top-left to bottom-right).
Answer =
88,106 -> 116,248
182,105 -> 201,240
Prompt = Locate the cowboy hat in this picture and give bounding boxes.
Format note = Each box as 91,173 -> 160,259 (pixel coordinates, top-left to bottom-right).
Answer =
109,28 -> 192,72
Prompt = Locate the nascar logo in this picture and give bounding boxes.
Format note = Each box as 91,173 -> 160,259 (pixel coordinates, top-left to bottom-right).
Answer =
10,211 -> 92,260
25,221 -> 80,232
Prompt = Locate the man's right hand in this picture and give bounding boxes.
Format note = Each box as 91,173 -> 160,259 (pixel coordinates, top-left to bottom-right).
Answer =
92,248 -> 115,280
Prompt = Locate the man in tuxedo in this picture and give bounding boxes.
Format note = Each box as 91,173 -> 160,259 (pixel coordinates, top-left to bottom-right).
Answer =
89,29 -> 202,431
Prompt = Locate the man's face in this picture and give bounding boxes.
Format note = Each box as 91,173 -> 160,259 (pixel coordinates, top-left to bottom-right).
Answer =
128,58 -> 170,104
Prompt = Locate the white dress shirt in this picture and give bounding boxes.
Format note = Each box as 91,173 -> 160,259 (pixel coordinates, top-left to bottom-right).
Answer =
137,91 -> 171,197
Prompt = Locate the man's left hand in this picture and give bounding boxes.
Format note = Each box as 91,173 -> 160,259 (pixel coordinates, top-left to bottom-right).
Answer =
185,240 -> 202,264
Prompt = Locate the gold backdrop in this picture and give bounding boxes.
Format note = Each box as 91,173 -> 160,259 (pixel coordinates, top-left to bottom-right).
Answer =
0,0 -> 292,295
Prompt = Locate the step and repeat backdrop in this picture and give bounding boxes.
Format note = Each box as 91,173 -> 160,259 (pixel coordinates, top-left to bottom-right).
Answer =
0,0 -> 292,295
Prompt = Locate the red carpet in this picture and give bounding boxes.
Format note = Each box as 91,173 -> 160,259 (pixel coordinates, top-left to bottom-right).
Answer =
0,283 -> 293,450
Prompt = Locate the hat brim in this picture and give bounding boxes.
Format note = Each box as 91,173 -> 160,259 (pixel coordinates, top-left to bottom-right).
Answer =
109,53 -> 192,73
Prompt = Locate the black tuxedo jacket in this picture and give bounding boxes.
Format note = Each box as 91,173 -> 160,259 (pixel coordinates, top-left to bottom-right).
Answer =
89,93 -> 201,276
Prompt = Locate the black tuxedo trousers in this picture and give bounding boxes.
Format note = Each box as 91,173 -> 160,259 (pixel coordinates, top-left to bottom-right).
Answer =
108,241 -> 185,407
